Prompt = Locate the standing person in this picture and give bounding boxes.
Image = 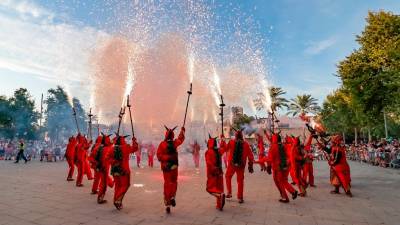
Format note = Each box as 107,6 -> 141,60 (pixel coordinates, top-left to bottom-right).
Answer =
88,136 -> 102,194
328,135 -> 352,197
225,129 -> 254,203
135,141 -> 142,168
75,135 -> 93,187
14,139 -> 28,163
109,135 -> 138,210
205,135 -> 226,210
147,142 -> 156,168
256,133 -> 265,161
290,137 -> 307,197
262,133 -> 298,203
156,126 -> 185,214
303,134 -> 316,187
96,134 -> 114,204
192,140 -> 201,168
65,136 -> 77,181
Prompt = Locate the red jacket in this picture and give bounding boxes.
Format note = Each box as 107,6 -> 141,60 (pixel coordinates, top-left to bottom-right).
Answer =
226,139 -> 254,168
157,128 -> 185,171
205,138 -> 225,176
109,137 -> 138,175
65,137 -> 77,161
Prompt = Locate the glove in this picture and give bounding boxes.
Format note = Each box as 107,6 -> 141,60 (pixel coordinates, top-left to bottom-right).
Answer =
181,127 -> 186,132
248,164 -> 254,174
266,165 -> 272,175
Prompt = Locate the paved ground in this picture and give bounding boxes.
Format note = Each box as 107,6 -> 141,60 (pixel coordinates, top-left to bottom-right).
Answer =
0,157 -> 399,225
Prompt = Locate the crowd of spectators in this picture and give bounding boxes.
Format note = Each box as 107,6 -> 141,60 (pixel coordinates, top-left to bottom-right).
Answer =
347,139 -> 400,168
0,138 -> 66,162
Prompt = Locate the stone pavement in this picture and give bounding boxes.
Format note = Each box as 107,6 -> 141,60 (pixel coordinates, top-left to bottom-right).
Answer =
0,158 -> 399,225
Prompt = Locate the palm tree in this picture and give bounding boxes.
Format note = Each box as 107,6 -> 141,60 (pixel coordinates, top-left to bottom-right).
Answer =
253,86 -> 289,113
287,94 -> 321,117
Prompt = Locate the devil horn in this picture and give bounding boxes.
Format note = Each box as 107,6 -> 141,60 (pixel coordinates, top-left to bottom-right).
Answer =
123,135 -> 130,138
101,132 -> 105,136
172,126 -> 178,131
240,127 -> 245,132
231,126 -> 238,132
208,133 -> 212,139
164,125 -> 169,130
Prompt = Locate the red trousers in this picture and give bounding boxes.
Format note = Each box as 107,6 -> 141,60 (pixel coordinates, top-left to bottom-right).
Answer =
162,169 -> 178,205
67,159 -> 75,179
92,171 -> 101,192
76,161 -> 93,185
148,155 -> 154,167
303,163 -> 314,186
114,174 -> 131,202
207,173 -> 224,208
334,168 -> 351,192
97,170 -> 108,200
136,155 -> 141,167
225,166 -> 245,199
273,169 -> 296,200
291,164 -> 306,191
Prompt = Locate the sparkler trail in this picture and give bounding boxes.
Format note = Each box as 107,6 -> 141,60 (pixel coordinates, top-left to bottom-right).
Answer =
53,0 -> 272,140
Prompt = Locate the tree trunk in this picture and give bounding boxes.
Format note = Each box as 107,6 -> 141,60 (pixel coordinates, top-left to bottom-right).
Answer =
342,132 -> 346,144
368,128 -> 371,143
354,128 -> 358,145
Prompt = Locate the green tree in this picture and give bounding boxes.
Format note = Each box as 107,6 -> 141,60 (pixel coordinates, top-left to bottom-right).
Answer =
0,96 -> 13,138
45,86 -> 87,141
8,88 -> 39,139
338,11 -> 400,128
254,86 -> 288,113
287,94 -> 320,117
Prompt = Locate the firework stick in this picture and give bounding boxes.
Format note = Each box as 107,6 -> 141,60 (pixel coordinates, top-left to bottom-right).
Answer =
117,107 -> 125,135
183,83 -> 193,127
87,108 -> 93,140
126,95 -> 135,137
219,95 -> 226,137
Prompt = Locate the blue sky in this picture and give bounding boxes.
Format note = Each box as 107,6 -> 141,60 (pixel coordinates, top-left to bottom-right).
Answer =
1,0 -> 399,109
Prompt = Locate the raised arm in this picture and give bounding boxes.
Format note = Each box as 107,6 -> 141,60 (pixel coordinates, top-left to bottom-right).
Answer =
174,127 -> 186,147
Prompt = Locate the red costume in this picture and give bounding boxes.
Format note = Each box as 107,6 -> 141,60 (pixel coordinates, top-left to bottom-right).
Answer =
256,134 -> 265,160
290,137 -> 307,196
302,135 -> 315,187
108,135 -> 138,210
263,134 -> 298,203
225,130 -> 254,203
96,135 -> 113,204
191,141 -> 201,168
329,135 -> 352,197
135,143 -> 142,168
156,126 -> 185,213
75,135 -> 93,187
147,143 -> 156,168
88,136 -> 102,194
89,136 -> 114,194
65,136 -> 77,181
205,136 -> 226,210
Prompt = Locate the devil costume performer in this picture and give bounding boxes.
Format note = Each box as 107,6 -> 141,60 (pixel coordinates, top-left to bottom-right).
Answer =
75,135 -> 93,187
191,140 -> 201,168
263,133 -> 298,203
156,126 -> 185,213
225,130 -> 254,203
147,143 -> 156,168
290,137 -> 307,196
328,135 -> 352,197
65,136 -> 77,181
108,135 -> 138,210
302,135 -> 315,187
96,135 -> 114,204
205,135 -> 226,210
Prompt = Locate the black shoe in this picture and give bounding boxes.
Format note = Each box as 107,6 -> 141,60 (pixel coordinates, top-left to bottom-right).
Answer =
292,191 -> 298,200
166,206 -> 171,214
310,184 -> 317,188
91,191 -> 98,195
238,199 -> 244,204
346,191 -> 353,198
221,194 -> 226,210
170,198 -> 176,207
